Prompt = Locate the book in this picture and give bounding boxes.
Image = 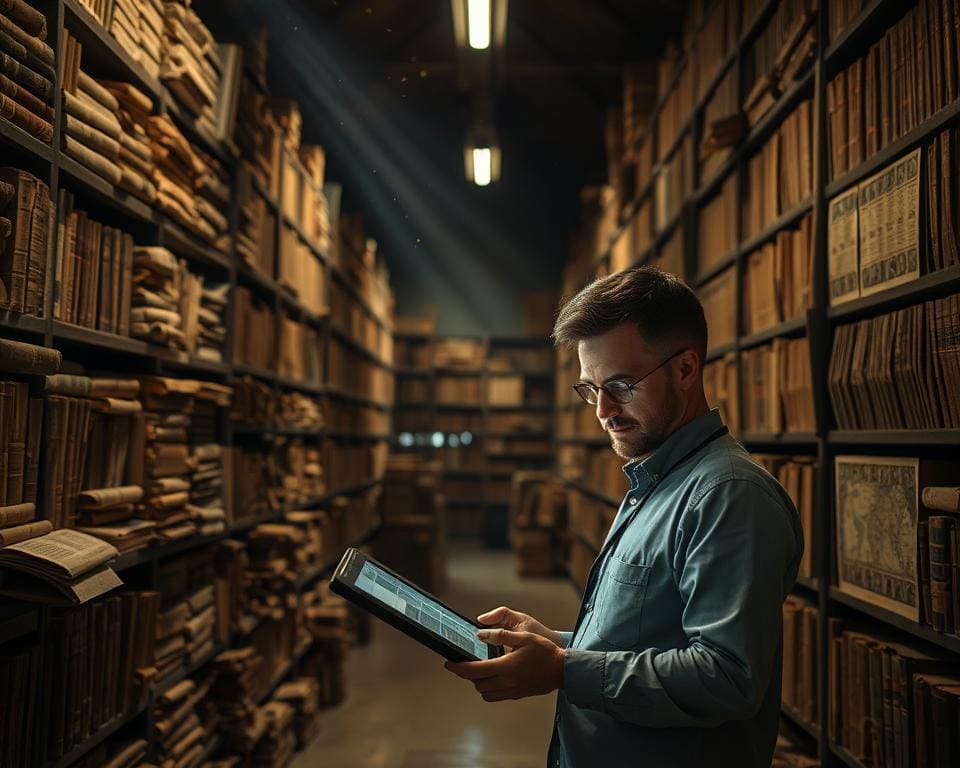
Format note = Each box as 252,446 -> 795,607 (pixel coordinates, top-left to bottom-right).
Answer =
0,337 -> 60,374
0,528 -> 121,604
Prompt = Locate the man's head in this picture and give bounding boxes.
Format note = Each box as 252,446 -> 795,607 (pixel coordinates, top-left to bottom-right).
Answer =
552,266 -> 709,460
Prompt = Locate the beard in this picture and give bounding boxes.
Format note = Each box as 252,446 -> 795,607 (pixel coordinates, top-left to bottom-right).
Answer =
606,403 -> 681,460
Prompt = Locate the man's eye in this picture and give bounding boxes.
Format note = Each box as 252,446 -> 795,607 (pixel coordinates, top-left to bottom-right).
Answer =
607,382 -> 629,394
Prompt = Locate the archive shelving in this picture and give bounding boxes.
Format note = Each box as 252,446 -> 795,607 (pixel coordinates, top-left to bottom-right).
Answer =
555,2 -> 960,767
0,0 -> 392,764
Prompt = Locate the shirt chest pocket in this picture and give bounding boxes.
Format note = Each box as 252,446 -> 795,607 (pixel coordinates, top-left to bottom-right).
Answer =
592,556 -> 651,647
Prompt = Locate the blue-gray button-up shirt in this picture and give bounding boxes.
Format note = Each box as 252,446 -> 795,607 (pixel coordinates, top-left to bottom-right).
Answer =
547,409 -> 803,768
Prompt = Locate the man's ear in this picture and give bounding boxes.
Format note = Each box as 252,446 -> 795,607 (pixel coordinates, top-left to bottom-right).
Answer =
675,348 -> 701,391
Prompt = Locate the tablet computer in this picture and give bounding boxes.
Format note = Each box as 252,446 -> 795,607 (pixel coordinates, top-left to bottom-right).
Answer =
331,548 -> 503,662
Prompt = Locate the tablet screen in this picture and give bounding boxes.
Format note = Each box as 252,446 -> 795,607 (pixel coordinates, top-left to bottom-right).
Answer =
354,560 -> 493,660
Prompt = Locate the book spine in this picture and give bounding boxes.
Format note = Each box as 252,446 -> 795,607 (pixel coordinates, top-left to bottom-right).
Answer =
5,381 -> 27,503
0,50 -> 53,103
928,515 -> 955,633
919,519 -> 933,625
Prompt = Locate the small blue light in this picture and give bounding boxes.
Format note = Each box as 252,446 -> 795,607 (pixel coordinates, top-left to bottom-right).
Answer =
460,431 -> 473,445
398,432 -> 414,447
431,431 -> 444,448
448,433 -> 460,447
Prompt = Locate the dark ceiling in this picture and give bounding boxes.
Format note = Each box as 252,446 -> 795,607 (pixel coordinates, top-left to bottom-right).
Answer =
209,0 -> 685,333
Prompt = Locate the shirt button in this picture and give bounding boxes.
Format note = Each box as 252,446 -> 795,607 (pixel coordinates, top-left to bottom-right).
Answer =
629,496 -> 638,505
584,601 -> 593,612
555,712 -> 561,724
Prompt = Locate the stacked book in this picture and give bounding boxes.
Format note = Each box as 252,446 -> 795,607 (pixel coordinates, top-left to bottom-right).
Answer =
741,1 -> 816,127
73,737 -> 150,768
302,583 -> 350,706
188,442 -> 225,535
273,679 -> 321,749
233,285 -> 276,370
99,80 -> 159,205
235,55 -> 281,194
277,438 -> 324,507
196,279 -> 228,361
753,454 -> 816,580
253,700 -> 297,768
152,677 -> 209,768
0,0 -> 54,143
60,35 -> 125,188
772,733 -> 819,768
43,591 -> 159,762
131,246 -> 186,349
300,144 -> 331,254
160,0 -> 222,139
917,485 -> 960,638
53,192 -> 135,333
0,636 -> 39,767
0,366 -> 43,528
742,212 -> 814,335
0,501 -> 48,545
828,622 -> 960,767
278,390 -> 324,430
828,293 -> 960,430
110,0 -> 164,79
0,167 -> 50,316
228,443 -> 276,525
235,160 -> 276,274
742,99 -> 814,241
135,376 -> 199,540
279,315 -> 321,384
193,145 -> 231,251
781,595 -> 819,726
232,375 -> 276,428
827,0 -> 959,179
210,646 -> 265,753
741,336 -> 815,435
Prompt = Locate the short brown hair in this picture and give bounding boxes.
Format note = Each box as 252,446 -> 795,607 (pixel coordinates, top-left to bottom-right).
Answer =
552,266 -> 708,361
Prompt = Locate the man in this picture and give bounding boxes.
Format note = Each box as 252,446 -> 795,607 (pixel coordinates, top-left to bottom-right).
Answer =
445,266 -> 803,767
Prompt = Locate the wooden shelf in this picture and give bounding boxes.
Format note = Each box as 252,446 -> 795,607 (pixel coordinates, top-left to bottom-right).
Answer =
58,154 -> 161,225
330,267 -> 392,332
281,213 -> 328,263
694,252 -> 738,288
742,68 -> 816,155
555,435 -> 609,447
780,704 -> 819,741
741,432 -> 818,446
236,261 -> 278,297
395,367 -> 431,375
0,113 -> 54,163
794,575 -> 819,593
230,510 -> 279,534
828,429 -> 960,446
826,265 -> 960,322
296,524 -> 381,590
329,324 -> 393,370
233,363 -> 277,383
563,478 -> 620,508
738,199 -> 814,257
276,375 -> 324,396
0,311 -> 47,335
704,341 -> 736,362
830,742 -> 867,768
571,530 -> 600,555
825,0 -> 906,68
324,387 -> 391,410
434,402 -> 484,410
326,431 -> 390,442
49,705 -> 146,768
278,290 -> 328,328
154,643 -> 224,697
739,315 -> 807,350
830,587 -> 960,654
157,220 -> 231,272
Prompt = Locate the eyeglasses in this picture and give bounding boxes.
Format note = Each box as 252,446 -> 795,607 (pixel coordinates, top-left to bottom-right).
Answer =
572,348 -> 686,405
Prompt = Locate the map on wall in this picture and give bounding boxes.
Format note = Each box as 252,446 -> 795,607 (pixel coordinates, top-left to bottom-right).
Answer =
835,455 -> 919,621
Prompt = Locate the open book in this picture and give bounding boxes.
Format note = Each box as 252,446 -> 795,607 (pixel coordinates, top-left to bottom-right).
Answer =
0,529 -> 122,604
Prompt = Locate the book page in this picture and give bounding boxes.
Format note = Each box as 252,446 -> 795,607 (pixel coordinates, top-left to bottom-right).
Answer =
827,187 -> 860,305
857,148 -> 921,298
0,529 -> 119,579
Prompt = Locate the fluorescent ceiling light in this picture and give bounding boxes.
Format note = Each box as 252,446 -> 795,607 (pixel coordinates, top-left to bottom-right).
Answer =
468,0 -> 491,49
472,147 -> 492,186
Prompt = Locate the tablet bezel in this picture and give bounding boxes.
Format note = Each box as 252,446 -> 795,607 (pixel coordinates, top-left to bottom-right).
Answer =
330,547 -> 503,662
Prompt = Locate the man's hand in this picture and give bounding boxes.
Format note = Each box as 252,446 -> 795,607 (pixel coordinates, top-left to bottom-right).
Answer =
444,629 -> 565,702
477,606 -> 564,649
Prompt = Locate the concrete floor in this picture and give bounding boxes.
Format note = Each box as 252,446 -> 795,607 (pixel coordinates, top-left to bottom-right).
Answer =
292,543 -> 582,768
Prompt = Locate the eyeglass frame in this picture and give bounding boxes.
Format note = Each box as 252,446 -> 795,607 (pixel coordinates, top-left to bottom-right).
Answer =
571,347 -> 688,405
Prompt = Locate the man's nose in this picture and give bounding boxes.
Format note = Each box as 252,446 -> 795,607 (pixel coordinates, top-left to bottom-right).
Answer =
595,389 -> 621,421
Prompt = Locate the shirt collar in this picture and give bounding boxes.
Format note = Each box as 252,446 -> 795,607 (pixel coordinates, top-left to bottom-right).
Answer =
622,408 -> 725,488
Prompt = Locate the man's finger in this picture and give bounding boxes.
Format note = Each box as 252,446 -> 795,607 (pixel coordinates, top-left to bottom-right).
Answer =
444,659 -> 501,680
477,606 -> 512,625
481,690 -> 517,703
474,677 -> 511,694
476,628 -> 531,647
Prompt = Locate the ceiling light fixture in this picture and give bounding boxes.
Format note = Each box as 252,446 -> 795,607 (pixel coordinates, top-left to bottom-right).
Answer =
451,0 -> 508,50
464,94 -> 501,186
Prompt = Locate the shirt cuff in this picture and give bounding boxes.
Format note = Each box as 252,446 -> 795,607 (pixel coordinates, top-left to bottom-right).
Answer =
563,648 -> 606,713
556,631 -> 572,648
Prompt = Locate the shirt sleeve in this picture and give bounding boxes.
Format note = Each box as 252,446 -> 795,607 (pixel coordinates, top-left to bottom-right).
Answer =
563,478 -> 802,727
